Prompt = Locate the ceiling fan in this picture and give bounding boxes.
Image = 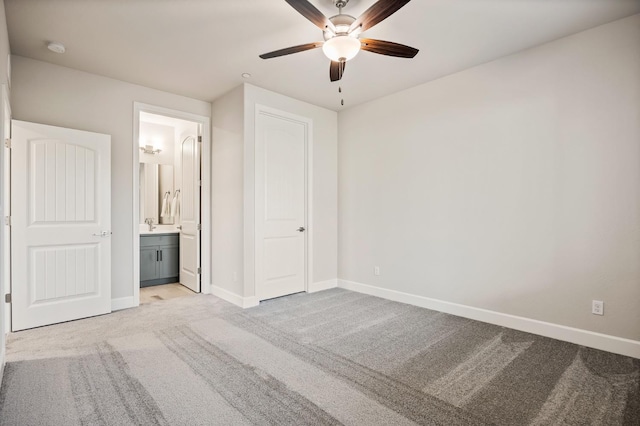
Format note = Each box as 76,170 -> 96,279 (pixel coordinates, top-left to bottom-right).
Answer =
259,0 -> 419,82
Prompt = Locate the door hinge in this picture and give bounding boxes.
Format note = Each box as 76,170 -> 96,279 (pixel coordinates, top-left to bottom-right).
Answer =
198,180 -> 202,187
197,267 -> 201,275
4,216 -> 10,226
5,293 -> 11,303
197,135 -> 202,143
197,224 -> 201,231
4,138 -> 10,149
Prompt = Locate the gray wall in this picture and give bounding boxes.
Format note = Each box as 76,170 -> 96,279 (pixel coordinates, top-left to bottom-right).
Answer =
338,15 -> 640,341
10,56 -> 211,301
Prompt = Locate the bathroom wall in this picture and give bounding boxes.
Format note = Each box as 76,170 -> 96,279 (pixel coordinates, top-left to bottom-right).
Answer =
139,121 -> 175,165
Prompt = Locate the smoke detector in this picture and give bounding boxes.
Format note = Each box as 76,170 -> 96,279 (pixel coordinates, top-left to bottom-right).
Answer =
47,42 -> 66,54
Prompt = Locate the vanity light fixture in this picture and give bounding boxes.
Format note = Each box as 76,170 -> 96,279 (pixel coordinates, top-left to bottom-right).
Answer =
140,136 -> 162,155
140,144 -> 161,155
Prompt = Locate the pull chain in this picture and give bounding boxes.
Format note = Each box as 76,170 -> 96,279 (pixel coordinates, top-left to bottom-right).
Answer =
339,61 -> 345,106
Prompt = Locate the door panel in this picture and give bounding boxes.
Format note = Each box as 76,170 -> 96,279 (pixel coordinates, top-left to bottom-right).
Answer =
179,135 -> 200,292
11,120 -> 111,331
255,109 -> 308,301
140,247 -> 158,281
160,246 -> 179,279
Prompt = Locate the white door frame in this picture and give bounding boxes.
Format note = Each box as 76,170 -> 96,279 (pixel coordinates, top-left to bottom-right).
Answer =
132,103 -> 211,306
254,104 -> 313,299
1,84 -> 11,355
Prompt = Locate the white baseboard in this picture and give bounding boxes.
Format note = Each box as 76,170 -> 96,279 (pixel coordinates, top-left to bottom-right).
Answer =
111,296 -> 136,311
338,279 -> 640,359
210,285 -> 259,309
308,279 -> 338,293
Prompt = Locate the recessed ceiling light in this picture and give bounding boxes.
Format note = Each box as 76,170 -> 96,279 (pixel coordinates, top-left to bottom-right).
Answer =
241,73 -> 252,79
47,42 -> 66,54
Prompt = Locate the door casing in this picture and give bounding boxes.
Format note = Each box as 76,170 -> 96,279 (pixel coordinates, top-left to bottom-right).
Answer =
132,103 -> 211,306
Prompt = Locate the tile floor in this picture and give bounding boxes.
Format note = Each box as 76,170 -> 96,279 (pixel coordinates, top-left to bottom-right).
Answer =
139,283 -> 196,304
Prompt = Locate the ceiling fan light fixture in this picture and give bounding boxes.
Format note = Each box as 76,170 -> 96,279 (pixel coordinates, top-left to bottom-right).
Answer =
322,35 -> 360,62
47,42 -> 66,54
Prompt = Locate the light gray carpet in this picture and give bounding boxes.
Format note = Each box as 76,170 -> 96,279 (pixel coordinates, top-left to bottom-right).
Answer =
1,288 -> 638,425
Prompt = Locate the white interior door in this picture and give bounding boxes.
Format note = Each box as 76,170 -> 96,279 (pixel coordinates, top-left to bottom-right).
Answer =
11,120 -> 111,331
255,108 -> 308,301
179,135 -> 200,292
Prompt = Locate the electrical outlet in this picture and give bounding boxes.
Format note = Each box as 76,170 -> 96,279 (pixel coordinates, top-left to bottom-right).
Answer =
374,266 -> 380,276
592,300 -> 604,316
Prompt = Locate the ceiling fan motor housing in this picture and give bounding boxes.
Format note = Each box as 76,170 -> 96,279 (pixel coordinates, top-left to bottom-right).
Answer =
324,14 -> 357,40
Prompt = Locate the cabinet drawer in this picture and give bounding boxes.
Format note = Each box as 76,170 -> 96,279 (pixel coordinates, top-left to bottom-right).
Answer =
140,234 -> 179,247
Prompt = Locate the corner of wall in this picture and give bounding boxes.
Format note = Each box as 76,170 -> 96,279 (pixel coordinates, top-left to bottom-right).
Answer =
210,284 -> 258,309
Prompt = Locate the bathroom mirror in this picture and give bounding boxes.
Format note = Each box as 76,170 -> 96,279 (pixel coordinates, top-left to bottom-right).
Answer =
139,163 -> 175,225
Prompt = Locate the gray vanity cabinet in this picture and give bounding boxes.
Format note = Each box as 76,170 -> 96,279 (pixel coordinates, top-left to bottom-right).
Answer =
140,234 -> 179,287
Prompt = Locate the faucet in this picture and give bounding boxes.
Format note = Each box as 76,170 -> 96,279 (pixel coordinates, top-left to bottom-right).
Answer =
144,218 -> 156,232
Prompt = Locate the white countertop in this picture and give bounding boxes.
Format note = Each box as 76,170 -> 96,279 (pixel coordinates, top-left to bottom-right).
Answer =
139,224 -> 180,235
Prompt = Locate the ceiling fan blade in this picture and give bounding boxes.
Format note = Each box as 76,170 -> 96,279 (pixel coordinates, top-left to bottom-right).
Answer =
259,42 -> 323,59
360,38 -> 418,58
285,0 -> 334,31
330,61 -> 346,82
349,0 -> 411,33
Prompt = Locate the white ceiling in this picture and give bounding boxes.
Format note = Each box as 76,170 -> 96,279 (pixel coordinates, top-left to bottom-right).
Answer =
5,0 -> 640,111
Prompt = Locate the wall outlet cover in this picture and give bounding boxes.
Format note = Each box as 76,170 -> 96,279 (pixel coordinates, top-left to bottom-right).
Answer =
592,300 -> 604,316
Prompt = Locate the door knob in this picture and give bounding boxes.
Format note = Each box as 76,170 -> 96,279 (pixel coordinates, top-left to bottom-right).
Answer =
297,227 -> 305,232
92,231 -> 112,237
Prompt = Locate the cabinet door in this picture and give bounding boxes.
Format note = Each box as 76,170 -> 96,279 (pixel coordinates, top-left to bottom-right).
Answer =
140,247 -> 159,281
159,246 -> 179,279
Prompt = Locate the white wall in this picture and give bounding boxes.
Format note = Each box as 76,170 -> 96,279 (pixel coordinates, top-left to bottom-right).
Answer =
211,84 -> 338,302
338,15 -> 640,343
211,86 -> 245,297
0,0 -> 10,382
10,56 -> 211,301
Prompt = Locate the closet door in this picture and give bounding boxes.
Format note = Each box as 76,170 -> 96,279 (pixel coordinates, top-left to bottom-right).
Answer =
255,107 -> 309,301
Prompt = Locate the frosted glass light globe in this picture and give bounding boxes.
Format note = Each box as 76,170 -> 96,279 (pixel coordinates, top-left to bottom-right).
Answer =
322,35 -> 361,62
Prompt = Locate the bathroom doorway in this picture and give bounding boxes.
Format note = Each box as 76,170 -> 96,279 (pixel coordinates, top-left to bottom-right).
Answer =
132,103 -> 211,305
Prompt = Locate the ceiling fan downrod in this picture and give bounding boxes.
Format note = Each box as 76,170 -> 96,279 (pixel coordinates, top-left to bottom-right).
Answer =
334,0 -> 349,13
